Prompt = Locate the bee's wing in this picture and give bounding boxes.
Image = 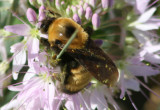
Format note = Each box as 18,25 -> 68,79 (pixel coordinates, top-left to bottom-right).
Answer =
67,39 -> 119,87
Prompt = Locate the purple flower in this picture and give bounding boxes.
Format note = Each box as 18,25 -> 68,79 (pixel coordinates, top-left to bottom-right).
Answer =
4,8 -> 42,79
132,30 -> 160,64
6,62 -> 61,109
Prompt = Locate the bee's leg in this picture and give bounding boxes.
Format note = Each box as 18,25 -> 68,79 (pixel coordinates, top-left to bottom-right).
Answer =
52,64 -> 68,84
50,55 -> 61,67
52,54 -> 57,59
52,73 -> 59,81
60,64 -> 69,84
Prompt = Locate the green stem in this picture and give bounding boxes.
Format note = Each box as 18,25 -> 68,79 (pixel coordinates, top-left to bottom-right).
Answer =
56,30 -> 78,59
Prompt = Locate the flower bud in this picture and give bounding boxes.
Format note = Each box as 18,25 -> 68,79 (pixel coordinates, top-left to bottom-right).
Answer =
101,0 -> 108,9
37,0 -> 46,5
80,0 -> 83,5
85,7 -> 92,20
73,14 -> 81,24
92,13 -> 100,30
56,0 -> 60,9
109,0 -> 114,7
61,1 -> 65,5
26,8 -> 37,24
66,6 -> 71,15
38,5 -> 46,21
71,6 -> 77,14
29,0 -> 36,5
83,3 -> 89,10
94,39 -> 103,47
89,0 -> 97,7
78,6 -> 85,18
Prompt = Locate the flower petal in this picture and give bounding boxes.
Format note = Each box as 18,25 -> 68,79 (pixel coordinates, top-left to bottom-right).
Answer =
27,8 -> 37,24
127,63 -> 160,76
92,13 -> 100,30
135,0 -> 150,14
137,7 -> 156,23
4,24 -> 30,36
145,44 -> 160,53
10,42 -> 24,53
27,37 -> 39,54
89,0 -> 97,7
85,7 -> 92,20
38,5 -> 46,21
125,79 -> 140,91
0,39 -> 7,60
101,0 -> 109,9
132,29 -> 148,44
1,100 -> 19,110
27,38 -> 39,66
144,53 -> 160,64
12,49 -> 26,80
23,67 -> 36,85
78,6 -> 85,18
90,88 -> 108,110
135,23 -> 159,31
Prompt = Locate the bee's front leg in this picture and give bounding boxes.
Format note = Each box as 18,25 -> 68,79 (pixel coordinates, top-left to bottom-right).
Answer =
52,64 -> 68,84
49,55 -> 61,67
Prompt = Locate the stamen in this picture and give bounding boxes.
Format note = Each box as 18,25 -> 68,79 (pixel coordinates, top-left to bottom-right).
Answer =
100,24 -> 120,29
104,40 -> 121,46
78,93 -> 90,109
11,12 -> 30,28
135,77 -> 160,98
0,74 -> 12,85
149,77 -> 160,86
84,88 -> 108,108
147,0 -> 159,9
126,91 -> 138,110
140,89 -> 149,100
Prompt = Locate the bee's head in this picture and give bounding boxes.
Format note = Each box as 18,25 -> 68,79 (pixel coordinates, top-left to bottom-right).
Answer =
48,18 -> 89,50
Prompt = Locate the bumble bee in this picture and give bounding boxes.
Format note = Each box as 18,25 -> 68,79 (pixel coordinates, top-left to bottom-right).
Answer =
40,17 -> 119,94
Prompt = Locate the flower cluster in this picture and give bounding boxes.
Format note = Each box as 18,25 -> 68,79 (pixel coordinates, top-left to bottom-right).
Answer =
0,0 -> 160,110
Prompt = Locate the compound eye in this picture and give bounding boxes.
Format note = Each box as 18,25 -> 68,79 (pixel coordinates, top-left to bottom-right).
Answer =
55,40 -> 62,45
